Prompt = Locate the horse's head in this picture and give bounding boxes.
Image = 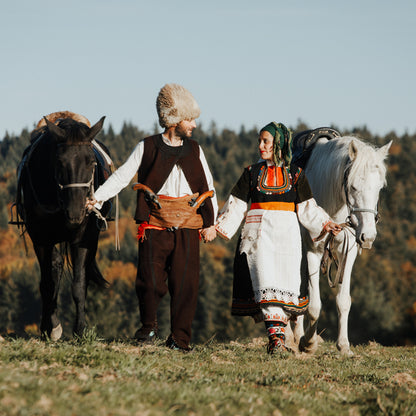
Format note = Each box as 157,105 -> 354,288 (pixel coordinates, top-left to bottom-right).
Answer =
344,139 -> 391,249
45,116 -> 105,227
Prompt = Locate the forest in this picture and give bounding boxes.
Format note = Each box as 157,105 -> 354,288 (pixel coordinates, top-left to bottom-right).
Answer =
0,119 -> 415,346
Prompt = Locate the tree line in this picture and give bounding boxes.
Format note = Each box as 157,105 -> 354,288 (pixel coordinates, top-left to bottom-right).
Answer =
0,120 -> 415,345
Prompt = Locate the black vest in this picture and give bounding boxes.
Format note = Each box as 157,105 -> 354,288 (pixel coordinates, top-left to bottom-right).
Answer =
134,135 -> 214,227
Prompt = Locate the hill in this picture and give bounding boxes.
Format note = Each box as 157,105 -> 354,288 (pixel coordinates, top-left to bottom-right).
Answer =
0,335 -> 415,416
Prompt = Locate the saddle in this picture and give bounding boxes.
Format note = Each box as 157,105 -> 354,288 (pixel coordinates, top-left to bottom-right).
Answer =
292,127 -> 341,169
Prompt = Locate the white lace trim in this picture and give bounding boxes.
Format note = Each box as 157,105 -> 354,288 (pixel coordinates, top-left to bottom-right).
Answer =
254,287 -> 299,304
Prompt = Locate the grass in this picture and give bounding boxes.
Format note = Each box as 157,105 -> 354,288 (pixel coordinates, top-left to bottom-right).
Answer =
0,333 -> 415,416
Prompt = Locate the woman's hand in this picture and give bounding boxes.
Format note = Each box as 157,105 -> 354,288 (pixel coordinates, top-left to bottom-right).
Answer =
200,225 -> 217,243
324,221 -> 342,236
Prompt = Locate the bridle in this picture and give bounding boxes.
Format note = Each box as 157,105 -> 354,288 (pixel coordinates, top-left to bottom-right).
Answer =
55,141 -> 96,201
57,165 -> 95,197
24,139 -> 96,215
342,162 -> 380,227
321,161 -> 380,288
55,141 -> 110,230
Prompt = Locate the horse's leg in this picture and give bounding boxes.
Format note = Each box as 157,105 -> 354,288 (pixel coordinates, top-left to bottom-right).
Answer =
35,244 -> 64,341
285,317 -> 304,353
299,250 -> 322,353
334,242 -> 358,355
70,245 -> 89,337
291,315 -> 304,347
284,320 -> 296,351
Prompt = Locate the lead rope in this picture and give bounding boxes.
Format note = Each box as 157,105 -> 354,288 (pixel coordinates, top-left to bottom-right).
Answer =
89,206 -> 108,231
114,194 -> 120,251
91,140 -> 120,251
320,224 -> 355,288
88,197 -> 119,251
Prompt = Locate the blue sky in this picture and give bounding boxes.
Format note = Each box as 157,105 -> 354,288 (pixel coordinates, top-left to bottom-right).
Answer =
1,0 -> 415,138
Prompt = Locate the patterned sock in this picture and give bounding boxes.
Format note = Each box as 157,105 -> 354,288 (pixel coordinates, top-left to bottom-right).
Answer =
265,321 -> 286,352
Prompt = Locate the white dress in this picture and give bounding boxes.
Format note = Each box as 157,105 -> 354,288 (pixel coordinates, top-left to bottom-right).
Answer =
216,161 -> 331,320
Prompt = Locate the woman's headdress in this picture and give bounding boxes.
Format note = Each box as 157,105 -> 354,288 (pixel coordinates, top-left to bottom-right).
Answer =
260,122 -> 293,166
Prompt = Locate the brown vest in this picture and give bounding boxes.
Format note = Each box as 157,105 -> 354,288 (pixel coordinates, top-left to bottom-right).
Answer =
134,135 -> 214,227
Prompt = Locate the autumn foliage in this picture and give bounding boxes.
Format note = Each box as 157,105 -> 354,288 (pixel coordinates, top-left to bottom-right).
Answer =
0,122 -> 415,345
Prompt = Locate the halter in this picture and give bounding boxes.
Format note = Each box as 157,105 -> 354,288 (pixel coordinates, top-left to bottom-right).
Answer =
55,142 -> 110,231
343,163 -> 380,227
57,167 -> 95,196
55,141 -> 96,199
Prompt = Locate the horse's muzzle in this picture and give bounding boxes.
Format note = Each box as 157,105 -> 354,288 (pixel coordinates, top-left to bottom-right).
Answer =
65,213 -> 86,228
357,233 -> 374,249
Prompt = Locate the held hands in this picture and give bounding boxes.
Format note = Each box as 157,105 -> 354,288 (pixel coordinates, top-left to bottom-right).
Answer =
324,221 -> 342,236
200,225 -> 217,243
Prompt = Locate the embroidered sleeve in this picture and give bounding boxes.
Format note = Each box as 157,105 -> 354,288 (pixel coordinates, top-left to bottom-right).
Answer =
215,195 -> 248,240
296,198 -> 331,241
295,170 -> 313,203
230,168 -> 251,202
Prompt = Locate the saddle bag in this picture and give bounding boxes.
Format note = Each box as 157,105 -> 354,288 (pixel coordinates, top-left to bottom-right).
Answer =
148,193 -> 204,229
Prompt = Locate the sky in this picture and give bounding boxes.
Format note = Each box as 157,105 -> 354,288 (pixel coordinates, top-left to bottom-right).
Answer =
1,0 -> 415,139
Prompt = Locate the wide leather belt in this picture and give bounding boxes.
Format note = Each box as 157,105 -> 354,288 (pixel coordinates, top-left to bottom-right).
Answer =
132,183 -> 214,230
149,194 -> 203,229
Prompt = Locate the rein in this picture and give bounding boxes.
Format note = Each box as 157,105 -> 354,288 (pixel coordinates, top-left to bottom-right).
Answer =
320,161 -> 380,288
320,224 -> 355,288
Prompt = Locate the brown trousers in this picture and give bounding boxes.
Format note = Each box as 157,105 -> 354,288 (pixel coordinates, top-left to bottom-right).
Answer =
135,228 -> 200,348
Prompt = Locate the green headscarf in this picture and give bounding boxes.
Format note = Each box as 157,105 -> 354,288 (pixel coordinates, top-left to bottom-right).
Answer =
260,122 -> 293,166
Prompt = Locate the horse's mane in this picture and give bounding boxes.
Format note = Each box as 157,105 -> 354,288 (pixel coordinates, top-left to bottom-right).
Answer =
305,136 -> 388,215
55,118 -> 91,145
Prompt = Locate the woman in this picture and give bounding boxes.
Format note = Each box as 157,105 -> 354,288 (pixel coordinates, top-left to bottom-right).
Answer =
215,122 -> 341,354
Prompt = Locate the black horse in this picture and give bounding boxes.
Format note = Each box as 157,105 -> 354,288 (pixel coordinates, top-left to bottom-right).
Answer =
18,115 -> 111,340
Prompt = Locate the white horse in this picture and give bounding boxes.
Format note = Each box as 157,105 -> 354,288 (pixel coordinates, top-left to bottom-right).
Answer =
290,136 -> 391,355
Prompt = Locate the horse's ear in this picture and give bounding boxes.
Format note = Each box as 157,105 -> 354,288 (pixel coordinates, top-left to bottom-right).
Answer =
88,116 -> 106,141
44,116 -> 66,141
379,140 -> 392,158
348,140 -> 358,161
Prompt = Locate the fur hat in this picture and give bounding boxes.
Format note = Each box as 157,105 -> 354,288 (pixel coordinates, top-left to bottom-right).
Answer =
156,83 -> 200,128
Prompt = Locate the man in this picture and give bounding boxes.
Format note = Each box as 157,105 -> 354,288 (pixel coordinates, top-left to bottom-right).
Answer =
87,84 -> 217,351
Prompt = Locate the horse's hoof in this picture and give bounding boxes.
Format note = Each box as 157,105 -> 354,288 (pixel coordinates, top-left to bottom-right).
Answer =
0,335 -> 4,342
284,334 -> 299,353
338,344 -> 354,356
50,324 -> 63,341
299,336 -> 318,354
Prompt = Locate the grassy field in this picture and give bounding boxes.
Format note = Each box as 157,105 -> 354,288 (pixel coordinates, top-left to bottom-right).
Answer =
0,332 -> 415,416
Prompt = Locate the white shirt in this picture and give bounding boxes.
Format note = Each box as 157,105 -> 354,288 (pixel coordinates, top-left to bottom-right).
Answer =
94,134 -> 218,219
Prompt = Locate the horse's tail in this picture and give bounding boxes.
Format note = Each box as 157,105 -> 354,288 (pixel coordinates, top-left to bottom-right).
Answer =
87,259 -> 110,289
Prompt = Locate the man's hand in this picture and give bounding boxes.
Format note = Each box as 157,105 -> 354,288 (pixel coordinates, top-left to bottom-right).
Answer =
200,225 -> 217,243
85,197 -> 97,212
